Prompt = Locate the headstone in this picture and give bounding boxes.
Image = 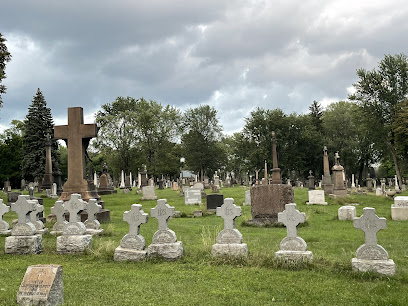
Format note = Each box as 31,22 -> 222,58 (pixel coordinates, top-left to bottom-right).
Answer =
17,265 -> 63,306
193,182 -> 204,190
172,182 -> 178,191
351,174 -> 356,188
322,146 -> 334,194
184,188 -> 202,205
193,210 -> 203,217
98,173 -> 116,195
120,170 -> 126,189
84,199 -> 103,235
330,152 -> 349,198
207,194 -> 224,211
5,195 -> 42,254
0,199 -> 11,235
307,170 -> 315,190
147,199 -> 183,260
352,207 -> 395,275
275,203 -> 313,262
7,191 -> 21,204
391,196 -> 408,220
50,201 -> 68,235
212,198 -> 248,257
30,203 -> 48,234
376,188 -> 382,196
29,187 -> 35,199
139,168 -> 148,187
20,178 -> 26,191
56,194 -> 92,254
366,175 -> 373,192
50,183 -> 59,199
114,204 -> 149,261
41,133 -> 54,191
243,190 -> 251,206
338,206 -> 356,220
306,190 -> 327,205
214,175 -> 220,187
270,132 -> 281,184
141,186 -> 157,200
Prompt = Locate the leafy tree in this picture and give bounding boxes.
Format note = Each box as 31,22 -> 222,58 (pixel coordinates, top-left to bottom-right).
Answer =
0,121 -> 23,187
21,88 -> 60,182
349,54 -> 408,184
309,100 -> 323,130
0,33 -> 11,108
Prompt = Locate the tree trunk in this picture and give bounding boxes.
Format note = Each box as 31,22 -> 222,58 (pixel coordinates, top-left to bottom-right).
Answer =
389,143 -> 403,188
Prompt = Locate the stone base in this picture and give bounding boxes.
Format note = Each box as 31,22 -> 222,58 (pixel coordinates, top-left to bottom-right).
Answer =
37,228 -> 49,235
391,206 -> 408,221
246,217 -> 279,226
352,258 -> 396,276
56,235 -> 92,254
114,246 -> 147,262
275,250 -> 313,262
50,230 -> 63,236
211,243 -> 248,257
85,229 -> 104,236
306,202 -> 327,205
62,209 -> 111,223
0,230 -> 11,236
98,189 -> 117,195
147,241 -> 183,261
141,196 -> 158,200
338,206 -> 356,220
329,193 -> 350,199
322,184 -> 334,195
5,234 -> 42,254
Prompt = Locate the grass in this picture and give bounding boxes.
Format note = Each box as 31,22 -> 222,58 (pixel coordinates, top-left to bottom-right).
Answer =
1,186 -> 408,305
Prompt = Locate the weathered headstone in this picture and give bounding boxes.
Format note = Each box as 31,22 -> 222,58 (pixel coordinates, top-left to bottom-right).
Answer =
0,199 -> 11,235
8,191 -> 22,204
114,204 -> 149,261
141,186 -> 157,200
30,203 -> 48,234
50,183 -> 59,199
84,199 -> 103,235
352,207 -> 395,275
50,201 -> 67,235
5,195 -> 42,254
17,265 -> 63,306
306,190 -> 327,205
391,196 -> 408,221
194,182 -> 204,190
330,152 -> 349,198
307,170 -> 315,190
212,198 -> 248,257
322,146 -> 334,194
243,190 -> 251,206
56,194 -> 92,254
275,203 -> 313,262
172,181 -> 178,191
376,187 -> 382,196
184,188 -> 202,205
147,199 -> 183,260
207,194 -> 224,211
338,206 -> 356,220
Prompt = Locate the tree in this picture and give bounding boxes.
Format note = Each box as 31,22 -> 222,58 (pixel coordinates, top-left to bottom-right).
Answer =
0,121 -> 23,187
0,33 -> 11,108
349,54 -> 408,185
21,88 -> 60,182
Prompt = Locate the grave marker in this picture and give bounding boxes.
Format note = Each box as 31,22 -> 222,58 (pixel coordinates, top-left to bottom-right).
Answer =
84,199 -> 103,235
30,203 -> 48,234
391,196 -> 408,220
141,186 -> 157,200
50,201 -> 67,235
0,199 -> 11,235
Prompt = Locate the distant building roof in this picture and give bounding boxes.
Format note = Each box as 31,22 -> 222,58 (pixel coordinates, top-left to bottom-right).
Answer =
182,170 -> 195,178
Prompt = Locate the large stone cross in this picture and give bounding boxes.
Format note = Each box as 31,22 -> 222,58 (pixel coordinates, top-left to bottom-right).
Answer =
150,199 -> 174,231
51,201 -> 65,222
334,152 -> 340,166
64,194 -> 87,222
216,198 -> 241,230
354,207 -> 386,246
87,199 -> 101,222
11,195 -> 36,224
54,107 -> 98,191
278,203 -> 306,238
0,199 -> 9,220
123,204 -> 148,236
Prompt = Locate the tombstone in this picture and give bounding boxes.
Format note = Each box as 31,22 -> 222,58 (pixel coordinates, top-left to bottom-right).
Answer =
211,184 -> 219,193
17,265 -> 63,306
93,171 -> 98,188
120,170 -> 126,189
84,199 -> 103,235
214,175 -> 220,187
366,175 -> 373,192
243,190 -> 251,206
49,183 -> 59,199
30,203 -> 48,234
376,188 -> 382,196
193,210 -> 203,217
139,168 -> 148,187
351,174 -> 356,188
207,194 -> 224,211
29,187 -> 35,199
147,199 -> 183,260
5,195 -> 42,254
125,174 -> 132,190
46,189 -> 52,198
275,203 -> 313,262
41,134 -> 54,191
212,198 -> 248,257
193,182 -> 204,190
50,201 -> 68,235
330,152 -> 349,198
172,181 -> 178,191
322,146 -> 334,194
148,178 -> 154,186
307,171 -> 315,190
306,190 -> 327,205
141,186 -> 157,200
352,207 -> 395,275
20,179 -> 26,191
56,194 -> 92,254
184,188 -> 202,205
338,206 -> 356,220
158,179 -> 164,190
54,107 -> 110,222
7,191 -> 21,204
0,199 -> 11,235
391,196 -> 408,221
4,180 -> 11,192
114,204 -> 149,261
98,173 -> 116,195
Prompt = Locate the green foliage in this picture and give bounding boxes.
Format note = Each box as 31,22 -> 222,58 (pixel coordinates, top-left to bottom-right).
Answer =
0,33 -> 11,108
0,123 -> 22,187
21,88 -> 60,181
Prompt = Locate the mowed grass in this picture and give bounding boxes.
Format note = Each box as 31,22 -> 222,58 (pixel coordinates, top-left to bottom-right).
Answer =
1,187 -> 408,305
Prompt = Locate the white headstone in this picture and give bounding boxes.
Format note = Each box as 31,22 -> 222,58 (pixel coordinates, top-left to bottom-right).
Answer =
306,190 -> 327,205
0,199 -> 10,234
141,186 -> 157,200
338,206 -> 356,220
184,188 -> 202,205
120,170 -> 125,188
243,190 -> 251,206
391,196 -> 408,220
50,201 -> 67,234
84,199 -> 102,233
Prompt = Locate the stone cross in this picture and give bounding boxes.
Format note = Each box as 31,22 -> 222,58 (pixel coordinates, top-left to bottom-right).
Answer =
334,152 -> 340,166
11,195 -> 36,224
30,203 -> 44,222
0,199 -> 9,220
51,201 -> 65,223
150,199 -> 175,231
64,194 -> 87,222
87,199 -> 101,222
309,170 -> 313,176
216,198 -> 241,230
54,107 -> 98,190
278,203 -> 306,238
123,204 -> 148,236
354,207 -> 386,246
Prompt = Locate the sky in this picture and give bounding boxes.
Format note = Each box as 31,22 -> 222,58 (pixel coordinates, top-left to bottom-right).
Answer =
0,0 -> 407,134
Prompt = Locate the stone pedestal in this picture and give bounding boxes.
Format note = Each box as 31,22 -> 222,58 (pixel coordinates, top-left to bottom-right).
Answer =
147,240 -> 183,260
50,220 -> 66,236
275,250 -> 313,262
338,206 -> 356,220
212,243 -> 248,257
352,258 -> 396,276
322,184 -> 334,195
5,234 -> 42,254
114,234 -> 148,262
391,196 -> 408,220
56,235 -> 92,254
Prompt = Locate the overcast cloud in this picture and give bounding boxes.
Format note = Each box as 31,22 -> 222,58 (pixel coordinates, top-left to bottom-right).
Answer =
0,0 -> 406,134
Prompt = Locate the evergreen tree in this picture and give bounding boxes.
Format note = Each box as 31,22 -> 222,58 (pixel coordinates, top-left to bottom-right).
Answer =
0,33 -> 12,107
21,88 -> 59,181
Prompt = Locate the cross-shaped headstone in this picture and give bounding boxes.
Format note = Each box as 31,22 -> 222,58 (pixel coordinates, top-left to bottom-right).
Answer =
54,107 -> 98,189
354,207 -> 386,246
216,198 -> 241,230
278,203 -> 306,238
150,199 -> 174,231
123,204 -> 148,236
51,201 -> 65,222
64,194 -> 87,222
87,199 -> 101,222
30,203 -> 44,222
334,152 -> 340,165
11,195 -> 36,224
0,199 -> 9,221
309,170 -> 313,176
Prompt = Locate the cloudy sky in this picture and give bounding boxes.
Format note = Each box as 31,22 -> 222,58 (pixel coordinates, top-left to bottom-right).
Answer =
0,0 -> 406,134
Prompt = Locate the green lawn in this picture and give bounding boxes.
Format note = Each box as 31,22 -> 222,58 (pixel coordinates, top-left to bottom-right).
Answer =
1,187 -> 408,305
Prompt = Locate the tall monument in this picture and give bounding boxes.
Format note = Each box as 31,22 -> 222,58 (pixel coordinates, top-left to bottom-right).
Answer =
41,133 -> 53,190
270,131 -> 282,184
322,146 -> 334,194
331,152 -> 348,197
